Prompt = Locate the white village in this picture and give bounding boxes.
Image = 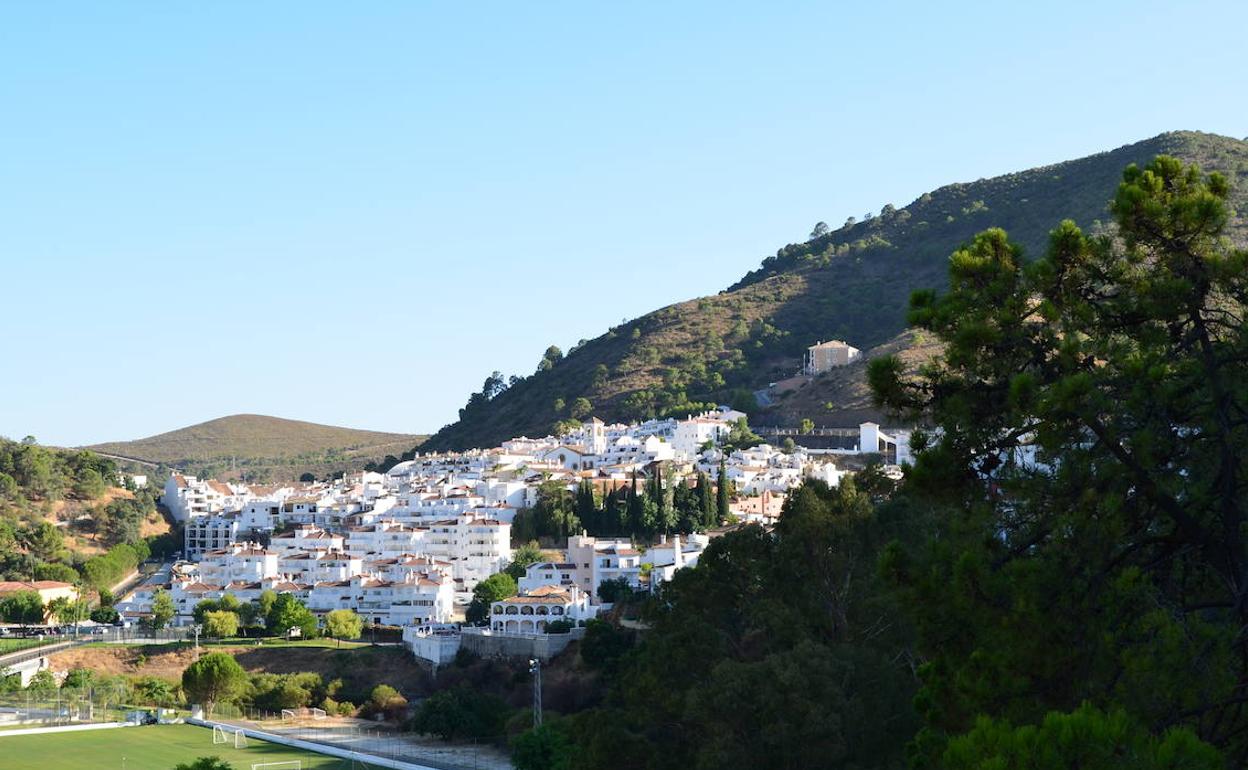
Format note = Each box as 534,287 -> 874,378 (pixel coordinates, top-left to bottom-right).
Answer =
115,408 -> 910,667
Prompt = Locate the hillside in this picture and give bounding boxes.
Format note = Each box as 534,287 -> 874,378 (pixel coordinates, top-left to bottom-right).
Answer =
88,414 -> 426,482
423,130 -> 1248,451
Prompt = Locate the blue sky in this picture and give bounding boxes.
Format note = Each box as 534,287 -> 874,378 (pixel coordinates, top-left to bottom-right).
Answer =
2,1 -> 1246,447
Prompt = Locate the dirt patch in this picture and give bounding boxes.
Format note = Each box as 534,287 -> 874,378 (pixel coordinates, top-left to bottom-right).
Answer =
47,643 -> 203,680
47,644 -> 433,703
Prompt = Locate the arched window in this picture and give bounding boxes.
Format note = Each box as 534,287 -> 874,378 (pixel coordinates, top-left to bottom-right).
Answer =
520,606 -> 534,615
552,606 -> 564,615
536,606 -> 549,615
505,606 -> 518,615
492,605 -> 503,614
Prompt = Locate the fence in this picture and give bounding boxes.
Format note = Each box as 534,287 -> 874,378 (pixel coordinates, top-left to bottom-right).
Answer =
207,706 -> 510,770
0,683 -> 135,729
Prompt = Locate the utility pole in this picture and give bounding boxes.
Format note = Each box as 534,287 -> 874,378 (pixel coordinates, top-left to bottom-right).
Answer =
193,624 -> 201,658
529,658 -> 542,728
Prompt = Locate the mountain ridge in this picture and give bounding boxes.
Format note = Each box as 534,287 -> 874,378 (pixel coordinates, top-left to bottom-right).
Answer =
420,130 -> 1248,451
88,414 -> 425,481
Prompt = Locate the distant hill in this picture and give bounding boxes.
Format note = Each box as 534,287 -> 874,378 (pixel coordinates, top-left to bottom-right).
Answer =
88,414 -> 426,482
422,131 -> 1248,451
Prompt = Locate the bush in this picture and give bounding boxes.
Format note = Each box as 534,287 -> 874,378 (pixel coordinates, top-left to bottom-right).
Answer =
408,686 -> 510,741
512,722 -> 574,770
580,619 -> 632,673
545,620 -> 574,634
369,684 -> 408,721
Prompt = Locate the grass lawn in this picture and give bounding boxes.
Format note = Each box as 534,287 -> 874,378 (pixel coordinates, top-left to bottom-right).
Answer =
0,638 -> 54,655
0,723 -> 352,770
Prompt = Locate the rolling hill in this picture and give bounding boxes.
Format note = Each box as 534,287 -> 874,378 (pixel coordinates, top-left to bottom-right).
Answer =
421,130 -> 1248,451
88,414 -> 426,481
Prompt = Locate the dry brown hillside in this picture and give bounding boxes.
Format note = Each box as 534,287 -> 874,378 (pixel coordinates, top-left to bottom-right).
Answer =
88,414 -> 426,482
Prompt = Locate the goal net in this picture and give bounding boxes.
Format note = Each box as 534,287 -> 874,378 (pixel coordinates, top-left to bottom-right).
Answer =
251,763 -> 300,770
281,709 -> 297,721
211,725 -> 248,749
310,707 -> 326,720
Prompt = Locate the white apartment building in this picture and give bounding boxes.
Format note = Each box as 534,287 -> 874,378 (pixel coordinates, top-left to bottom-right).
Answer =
278,551 -> 362,584
184,514 -> 243,560
344,522 -> 428,559
271,526 -> 345,554
307,573 -> 453,626
198,544 -> 279,586
162,474 -> 251,522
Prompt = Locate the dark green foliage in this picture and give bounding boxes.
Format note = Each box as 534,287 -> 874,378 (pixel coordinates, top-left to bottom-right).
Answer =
871,155 -> 1248,764
0,438 -> 115,505
62,667 -> 94,689
90,606 -> 120,624
408,685 -> 510,741
942,705 -> 1221,770
247,672 -> 324,712
505,541 -> 545,581
579,619 -> 633,673
466,573 -> 517,626
173,757 -> 236,770
94,497 -> 147,546
716,462 -> 731,522
265,593 -> 318,639
512,721 -> 574,770
0,590 -> 45,626
567,479 -> 924,769
147,588 -> 174,631
182,652 -> 248,714
594,578 -> 634,605
82,540 -> 150,589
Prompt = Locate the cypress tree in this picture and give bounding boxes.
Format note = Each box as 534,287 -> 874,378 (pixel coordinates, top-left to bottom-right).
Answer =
716,461 -> 731,523
627,472 -> 645,538
696,471 -> 715,528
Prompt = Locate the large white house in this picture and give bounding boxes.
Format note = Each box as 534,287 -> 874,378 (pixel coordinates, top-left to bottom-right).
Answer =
489,585 -> 597,634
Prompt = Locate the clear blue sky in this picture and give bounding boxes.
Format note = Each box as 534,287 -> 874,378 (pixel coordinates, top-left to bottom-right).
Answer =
3,1 -> 1246,447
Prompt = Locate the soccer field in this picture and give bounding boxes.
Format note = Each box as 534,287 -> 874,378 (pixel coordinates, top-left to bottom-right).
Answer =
0,724 -> 354,770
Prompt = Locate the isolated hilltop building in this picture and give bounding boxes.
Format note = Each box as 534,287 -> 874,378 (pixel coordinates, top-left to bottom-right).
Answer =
804,339 -> 861,375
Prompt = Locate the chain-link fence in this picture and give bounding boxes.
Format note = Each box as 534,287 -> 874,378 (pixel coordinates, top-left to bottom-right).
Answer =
0,683 -> 136,728
209,704 -> 511,770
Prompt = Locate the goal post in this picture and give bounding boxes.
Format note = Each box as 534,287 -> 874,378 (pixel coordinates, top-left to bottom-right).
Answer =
281,709 -> 297,721
310,707 -> 326,720
212,725 -> 230,744
234,729 -> 248,749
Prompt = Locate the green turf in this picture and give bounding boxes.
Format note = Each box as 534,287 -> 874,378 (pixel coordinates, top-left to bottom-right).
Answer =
0,723 -> 353,770
0,638 -> 54,655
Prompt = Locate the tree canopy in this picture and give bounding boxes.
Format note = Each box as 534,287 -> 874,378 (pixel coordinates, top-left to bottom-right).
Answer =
182,652 -> 247,715
869,155 -> 1248,765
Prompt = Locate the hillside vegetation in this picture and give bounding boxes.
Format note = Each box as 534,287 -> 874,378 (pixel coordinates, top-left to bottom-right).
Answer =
88,414 -> 426,482
0,436 -> 169,596
423,131 -> 1248,451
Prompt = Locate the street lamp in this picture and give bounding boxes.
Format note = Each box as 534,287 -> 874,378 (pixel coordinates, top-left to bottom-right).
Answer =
528,658 -> 542,728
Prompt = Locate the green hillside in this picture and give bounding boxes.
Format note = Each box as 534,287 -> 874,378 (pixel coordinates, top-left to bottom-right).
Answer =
88,414 -> 426,481
422,130 -> 1248,451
